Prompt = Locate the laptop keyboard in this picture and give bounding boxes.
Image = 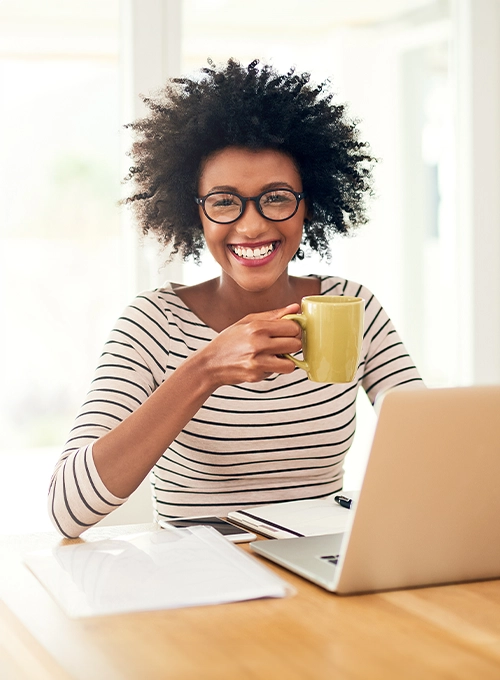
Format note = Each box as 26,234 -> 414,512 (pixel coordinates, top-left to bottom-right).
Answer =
320,554 -> 339,565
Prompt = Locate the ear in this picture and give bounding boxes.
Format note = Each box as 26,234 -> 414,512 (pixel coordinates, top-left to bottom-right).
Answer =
303,200 -> 313,223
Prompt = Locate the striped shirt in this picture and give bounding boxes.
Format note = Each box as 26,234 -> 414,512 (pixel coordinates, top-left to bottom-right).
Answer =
48,275 -> 422,537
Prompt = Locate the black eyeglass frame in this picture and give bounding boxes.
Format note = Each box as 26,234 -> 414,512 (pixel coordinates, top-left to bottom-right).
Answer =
195,188 -> 306,224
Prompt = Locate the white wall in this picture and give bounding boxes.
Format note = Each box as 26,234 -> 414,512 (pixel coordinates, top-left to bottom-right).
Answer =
454,0 -> 500,385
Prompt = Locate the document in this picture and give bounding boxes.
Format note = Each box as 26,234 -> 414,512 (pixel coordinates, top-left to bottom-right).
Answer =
228,491 -> 360,539
24,526 -> 293,617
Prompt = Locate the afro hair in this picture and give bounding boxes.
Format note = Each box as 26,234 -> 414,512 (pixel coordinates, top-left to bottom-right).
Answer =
123,58 -> 376,261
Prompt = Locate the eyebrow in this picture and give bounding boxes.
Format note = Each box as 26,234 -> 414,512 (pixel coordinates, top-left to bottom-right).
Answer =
205,181 -> 297,194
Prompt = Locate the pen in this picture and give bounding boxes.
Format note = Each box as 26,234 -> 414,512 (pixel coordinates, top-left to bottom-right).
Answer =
334,495 -> 353,509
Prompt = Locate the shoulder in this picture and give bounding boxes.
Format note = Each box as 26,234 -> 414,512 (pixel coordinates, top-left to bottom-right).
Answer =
112,283 -> 186,338
122,283 -> 186,319
317,275 -> 377,302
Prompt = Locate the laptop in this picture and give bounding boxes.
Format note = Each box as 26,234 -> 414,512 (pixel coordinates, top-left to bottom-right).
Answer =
250,385 -> 500,594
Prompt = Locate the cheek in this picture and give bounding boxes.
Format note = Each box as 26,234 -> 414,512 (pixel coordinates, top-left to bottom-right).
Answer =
201,222 -> 229,250
286,217 -> 305,244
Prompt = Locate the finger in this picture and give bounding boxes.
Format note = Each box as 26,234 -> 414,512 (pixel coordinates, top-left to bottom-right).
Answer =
258,336 -> 302,355
243,321 -> 300,342
275,303 -> 301,318
247,303 -> 301,322
271,318 -> 302,337
274,336 -> 303,353
270,354 -> 299,374
243,353 -> 296,379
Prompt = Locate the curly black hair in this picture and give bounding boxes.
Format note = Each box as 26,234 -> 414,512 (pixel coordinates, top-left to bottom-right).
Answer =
123,58 -> 376,261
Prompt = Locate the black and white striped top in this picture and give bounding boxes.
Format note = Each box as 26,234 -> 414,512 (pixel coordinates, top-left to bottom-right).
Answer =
48,276 -> 422,537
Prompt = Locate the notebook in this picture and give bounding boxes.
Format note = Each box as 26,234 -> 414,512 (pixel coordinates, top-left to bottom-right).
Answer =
228,492 -> 359,539
250,385 -> 500,594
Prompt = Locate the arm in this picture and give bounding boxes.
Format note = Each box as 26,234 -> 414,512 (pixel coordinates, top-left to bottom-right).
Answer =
48,295 -> 301,537
359,287 -> 424,405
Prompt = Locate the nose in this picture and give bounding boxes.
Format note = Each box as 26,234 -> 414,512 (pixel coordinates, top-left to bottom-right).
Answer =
233,200 -> 268,239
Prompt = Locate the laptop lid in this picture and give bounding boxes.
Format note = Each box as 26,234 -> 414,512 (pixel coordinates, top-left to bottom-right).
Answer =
251,386 -> 500,594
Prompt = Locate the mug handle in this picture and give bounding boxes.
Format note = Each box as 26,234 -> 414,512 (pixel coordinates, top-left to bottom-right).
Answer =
282,313 -> 308,371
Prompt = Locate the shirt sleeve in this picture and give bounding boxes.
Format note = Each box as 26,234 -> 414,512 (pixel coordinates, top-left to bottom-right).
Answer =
355,284 -> 424,404
48,292 -> 170,538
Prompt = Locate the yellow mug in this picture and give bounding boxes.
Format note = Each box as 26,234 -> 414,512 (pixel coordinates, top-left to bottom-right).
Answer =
284,295 -> 365,383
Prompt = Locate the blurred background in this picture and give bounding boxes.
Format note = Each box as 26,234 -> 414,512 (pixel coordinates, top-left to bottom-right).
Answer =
1,0 -> 499,532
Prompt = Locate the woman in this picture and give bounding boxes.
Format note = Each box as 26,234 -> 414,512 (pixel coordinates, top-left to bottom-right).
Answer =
49,59 -> 422,538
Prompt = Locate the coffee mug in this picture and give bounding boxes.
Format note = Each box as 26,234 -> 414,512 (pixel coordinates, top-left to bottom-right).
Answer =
283,296 -> 364,383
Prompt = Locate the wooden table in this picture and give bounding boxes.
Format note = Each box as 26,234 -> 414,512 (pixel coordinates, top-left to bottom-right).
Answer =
2,523 -> 500,680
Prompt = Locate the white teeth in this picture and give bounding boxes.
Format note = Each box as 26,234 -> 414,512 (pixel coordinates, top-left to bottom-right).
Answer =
231,243 -> 276,259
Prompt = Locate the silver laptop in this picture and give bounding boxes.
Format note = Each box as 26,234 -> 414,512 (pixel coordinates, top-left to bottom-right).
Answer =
250,385 -> 500,594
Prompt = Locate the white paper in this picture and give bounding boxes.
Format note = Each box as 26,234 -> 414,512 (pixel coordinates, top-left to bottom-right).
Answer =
24,526 -> 293,617
229,490 -> 360,538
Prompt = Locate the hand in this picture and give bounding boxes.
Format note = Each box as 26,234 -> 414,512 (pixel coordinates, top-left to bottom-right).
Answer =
201,304 -> 302,386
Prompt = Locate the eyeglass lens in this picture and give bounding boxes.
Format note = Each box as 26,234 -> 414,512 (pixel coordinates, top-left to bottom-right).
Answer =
204,190 -> 298,223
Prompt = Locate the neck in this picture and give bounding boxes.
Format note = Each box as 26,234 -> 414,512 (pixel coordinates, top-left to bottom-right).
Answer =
217,270 -> 298,317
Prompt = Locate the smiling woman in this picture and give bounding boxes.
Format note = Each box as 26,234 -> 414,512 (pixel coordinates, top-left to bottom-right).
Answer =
47,59 -> 423,539
195,147 -> 307,304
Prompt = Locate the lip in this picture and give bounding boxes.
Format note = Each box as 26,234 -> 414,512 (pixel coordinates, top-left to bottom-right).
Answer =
227,240 -> 281,267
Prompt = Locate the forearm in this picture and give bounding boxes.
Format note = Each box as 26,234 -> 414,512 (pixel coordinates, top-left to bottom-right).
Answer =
92,348 -> 218,498
48,349 -> 217,538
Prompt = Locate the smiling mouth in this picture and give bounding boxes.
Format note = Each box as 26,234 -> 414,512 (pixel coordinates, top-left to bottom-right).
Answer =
228,241 -> 279,260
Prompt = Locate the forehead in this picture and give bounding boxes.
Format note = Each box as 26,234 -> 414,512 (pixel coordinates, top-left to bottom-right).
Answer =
198,146 -> 302,192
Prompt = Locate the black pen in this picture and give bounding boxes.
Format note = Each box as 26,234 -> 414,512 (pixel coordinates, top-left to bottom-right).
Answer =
334,495 -> 353,509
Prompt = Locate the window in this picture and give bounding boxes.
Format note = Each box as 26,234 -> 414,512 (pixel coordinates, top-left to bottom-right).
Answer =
0,0 -> 121,531
2,0 -> 498,533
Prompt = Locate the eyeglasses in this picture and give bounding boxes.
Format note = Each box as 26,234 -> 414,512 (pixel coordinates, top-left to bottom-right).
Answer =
195,188 -> 306,224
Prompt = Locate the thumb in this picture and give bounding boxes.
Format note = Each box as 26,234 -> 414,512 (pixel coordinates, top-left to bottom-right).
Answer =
242,303 -> 301,323
268,303 -> 301,319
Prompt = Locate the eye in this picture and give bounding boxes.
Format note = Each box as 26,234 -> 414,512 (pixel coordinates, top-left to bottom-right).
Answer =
207,193 -> 239,209
261,190 -> 294,205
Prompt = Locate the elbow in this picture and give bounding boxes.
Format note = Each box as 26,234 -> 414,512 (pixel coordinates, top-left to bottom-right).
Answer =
47,475 -> 96,539
47,495 -> 87,539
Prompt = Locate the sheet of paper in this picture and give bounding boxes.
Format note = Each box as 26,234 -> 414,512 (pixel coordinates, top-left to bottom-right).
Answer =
24,526 -> 293,617
229,491 -> 360,538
